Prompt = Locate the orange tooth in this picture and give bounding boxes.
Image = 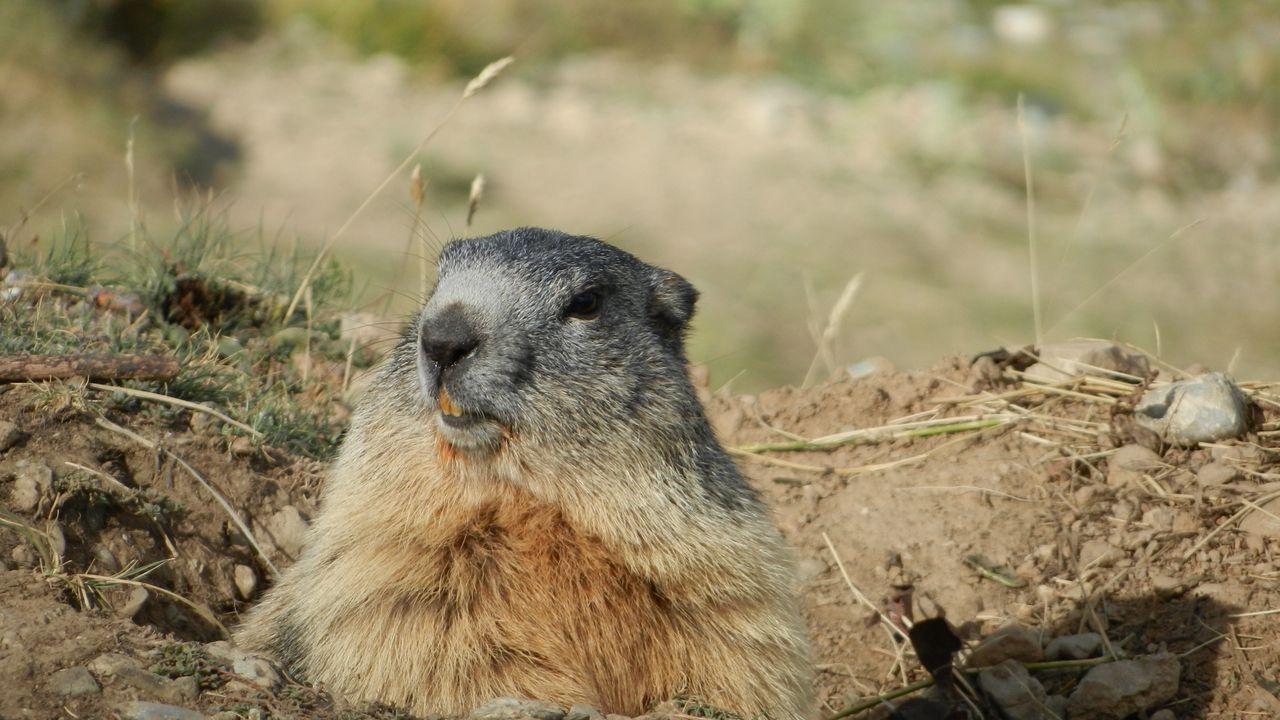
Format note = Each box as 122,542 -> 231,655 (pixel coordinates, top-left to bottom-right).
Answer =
438,387 -> 463,416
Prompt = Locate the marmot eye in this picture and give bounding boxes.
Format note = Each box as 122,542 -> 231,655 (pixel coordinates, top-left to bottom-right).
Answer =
564,290 -> 601,320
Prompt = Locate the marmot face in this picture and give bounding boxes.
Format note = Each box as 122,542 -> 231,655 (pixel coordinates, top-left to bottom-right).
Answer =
416,227 -> 699,460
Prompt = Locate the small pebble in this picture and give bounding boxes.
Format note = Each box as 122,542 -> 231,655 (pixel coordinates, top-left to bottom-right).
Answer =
119,701 -> 205,720
89,652 -> 141,676
566,704 -> 606,720
1107,445 -> 1162,488
50,666 -> 100,696
1067,653 -> 1180,720
1240,497 -> 1280,538
10,460 -> 53,512
233,564 -> 259,599
11,544 -> 35,568
0,417 -> 25,452
1134,373 -> 1251,447
1045,633 -> 1103,661
1196,462 -> 1238,486
118,586 -> 149,619
968,623 -> 1044,666
977,659 -> 1047,720
470,697 -> 567,720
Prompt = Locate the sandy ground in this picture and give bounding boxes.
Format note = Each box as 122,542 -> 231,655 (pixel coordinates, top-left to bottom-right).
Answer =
2,349 -> 1278,718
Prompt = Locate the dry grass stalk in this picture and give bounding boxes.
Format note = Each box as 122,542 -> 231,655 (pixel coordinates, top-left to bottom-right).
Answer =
93,416 -> 279,577
86,382 -> 262,438
466,173 -> 486,228
284,56 -> 516,320
802,273 -> 863,388
1017,94 -> 1043,347
822,532 -> 911,686
464,56 -> 515,98
79,572 -> 228,638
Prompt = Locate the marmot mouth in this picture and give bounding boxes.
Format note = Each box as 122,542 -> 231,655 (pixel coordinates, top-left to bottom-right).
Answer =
435,386 -> 504,436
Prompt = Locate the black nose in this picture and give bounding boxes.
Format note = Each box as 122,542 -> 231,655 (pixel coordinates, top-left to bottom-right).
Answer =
420,304 -> 480,371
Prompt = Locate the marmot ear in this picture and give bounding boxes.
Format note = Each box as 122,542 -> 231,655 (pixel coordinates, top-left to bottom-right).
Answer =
649,269 -> 699,336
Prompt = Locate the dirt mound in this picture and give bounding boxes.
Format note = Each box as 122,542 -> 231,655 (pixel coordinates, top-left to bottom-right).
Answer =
3,354 -> 1280,718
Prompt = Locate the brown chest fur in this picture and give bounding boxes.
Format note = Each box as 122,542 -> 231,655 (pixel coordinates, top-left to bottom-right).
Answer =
301,488 -> 729,715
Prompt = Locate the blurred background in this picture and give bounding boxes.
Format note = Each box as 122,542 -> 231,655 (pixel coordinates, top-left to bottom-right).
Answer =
4,0 -> 1279,390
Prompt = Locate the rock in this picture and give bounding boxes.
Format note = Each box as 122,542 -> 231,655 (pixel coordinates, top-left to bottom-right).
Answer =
0,418 -> 24,452
1135,373 -> 1251,447
1045,633 -> 1103,661
116,666 -> 201,704
119,701 -> 206,720
50,666 -> 101,696
167,675 -> 199,702
1196,461 -> 1239,486
977,659 -> 1047,720
1241,497 -> 1280,537
1106,445 -> 1163,488
264,506 -> 308,559
1211,443 -> 1265,464
470,697 -> 567,720
89,652 -> 141,676
118,586 -> 149,619
1079,539 -> 1121,569
566,704 -> 605,720
10,460 -> 53,512
116,666 -> 172,696
1024,340 -> 1149,384
1044,695 -> 1068,718
92,544 -> 121,573
1066,653 -> 1180,720
968,623 -> 1044,667
204,641 -> 282,691
189,403 -> 222,433
10,544 -> 35,568
233,564 -> 258,599
1142,507 -> 1174,532
845,356 -> 895,379
1149,711 -> 1175,720
47,521 -> 66,556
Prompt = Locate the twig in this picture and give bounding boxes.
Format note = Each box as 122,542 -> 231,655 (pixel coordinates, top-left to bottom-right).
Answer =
0,354 -> 179,382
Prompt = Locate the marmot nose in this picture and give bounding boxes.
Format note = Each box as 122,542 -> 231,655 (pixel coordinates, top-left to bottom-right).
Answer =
420,305 -> 480,371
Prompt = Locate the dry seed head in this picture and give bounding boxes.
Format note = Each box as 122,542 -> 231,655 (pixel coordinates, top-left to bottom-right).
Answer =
466,174 -> 486,227
463,56 -> 514,99
821,273 -> 863,344
410,164 -> 425,210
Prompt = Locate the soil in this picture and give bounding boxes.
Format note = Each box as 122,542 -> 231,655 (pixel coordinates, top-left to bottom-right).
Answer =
2,356 -> 1279,719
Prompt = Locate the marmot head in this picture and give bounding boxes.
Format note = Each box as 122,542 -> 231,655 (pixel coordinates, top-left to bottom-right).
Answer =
413,227 -> 700,459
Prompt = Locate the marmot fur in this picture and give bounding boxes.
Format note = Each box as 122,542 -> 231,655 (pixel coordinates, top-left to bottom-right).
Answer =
235,227 -> 813,719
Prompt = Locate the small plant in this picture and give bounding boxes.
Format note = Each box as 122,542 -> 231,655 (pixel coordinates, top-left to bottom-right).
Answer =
674,695 -> 744,720
150,642 -> 226,691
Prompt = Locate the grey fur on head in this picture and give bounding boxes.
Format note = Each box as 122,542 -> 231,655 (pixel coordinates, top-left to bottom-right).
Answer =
380,226 -> 757,513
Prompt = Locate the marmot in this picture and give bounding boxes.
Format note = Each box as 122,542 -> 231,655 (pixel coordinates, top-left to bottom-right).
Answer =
235,227 -> 814,719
